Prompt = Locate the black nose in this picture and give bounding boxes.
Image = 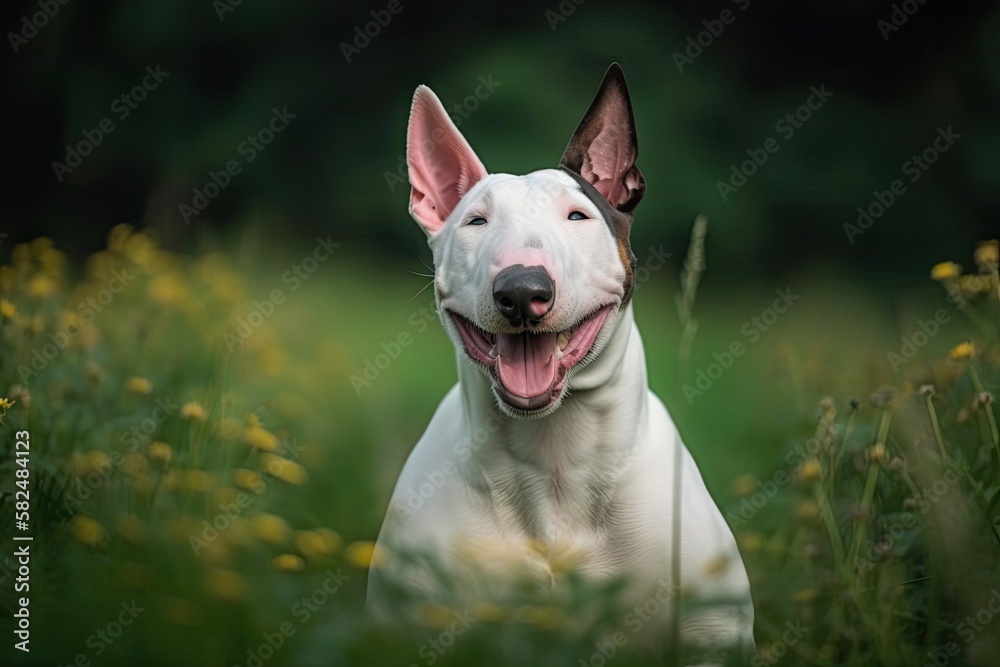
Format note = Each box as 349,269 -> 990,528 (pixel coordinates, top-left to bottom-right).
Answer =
493,264 -> 555,327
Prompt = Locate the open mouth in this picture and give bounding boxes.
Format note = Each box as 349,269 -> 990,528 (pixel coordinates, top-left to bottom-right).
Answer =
448,305 -> 614,412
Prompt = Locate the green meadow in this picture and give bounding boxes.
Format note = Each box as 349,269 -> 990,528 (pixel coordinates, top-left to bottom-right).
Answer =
1,227 -> 998,666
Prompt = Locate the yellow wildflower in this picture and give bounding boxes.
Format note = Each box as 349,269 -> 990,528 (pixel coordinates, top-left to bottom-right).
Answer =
259,453 -> 307,485
470,602 -> 507,623
950,341 -> 975,361
295,530 -> 340,558
149,273 -> 187,305
343,541 -> 386,569
125,376 -> 153,394
70,516 -> 107,547
147,441 -> 173,466
250,513 -> 289,544
160,469 -> 180,492
796,500 -> 821,522
204,569 -> 247,601
180,402 -> 206,421
233,468 -> 265,493
793,588 -> 818,603
930,262 -> 961,281
729,474 -> 757,497
123,231 -> 161,267
869,443 -> 888,464
272,554 -> 305,572
27,274 -> 57,298
107,224 -> 135,252
798,458 -> 822,482
243,424 -> 279,452
737,532 -> 763,552
958,274 -> 990,294
121,453 -> 148,478
315,529 -> 343,556
83,450 -> 112,476
974,239 -> 999,268
0,299 -> 15,318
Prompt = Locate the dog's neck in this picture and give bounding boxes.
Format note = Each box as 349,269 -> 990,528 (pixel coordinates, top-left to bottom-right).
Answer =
455,303 -> 648,476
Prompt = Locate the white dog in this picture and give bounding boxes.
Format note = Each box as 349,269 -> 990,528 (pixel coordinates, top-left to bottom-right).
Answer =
368,64 -> 754,660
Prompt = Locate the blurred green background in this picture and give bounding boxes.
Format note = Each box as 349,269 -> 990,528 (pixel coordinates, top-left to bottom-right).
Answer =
3,1 -> 1000,666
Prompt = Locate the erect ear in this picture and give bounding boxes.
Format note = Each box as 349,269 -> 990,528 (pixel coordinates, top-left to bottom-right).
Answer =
406,85 -> 488,235
558,63 -> 645,213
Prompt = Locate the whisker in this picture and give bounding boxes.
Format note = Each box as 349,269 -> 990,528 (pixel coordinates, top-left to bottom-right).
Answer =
393,279 -> 435,315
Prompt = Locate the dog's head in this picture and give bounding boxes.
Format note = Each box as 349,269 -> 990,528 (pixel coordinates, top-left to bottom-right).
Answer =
406,64 -> 646,418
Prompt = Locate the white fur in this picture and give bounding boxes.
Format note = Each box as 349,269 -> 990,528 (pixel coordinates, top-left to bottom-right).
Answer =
369,169 -> 754,657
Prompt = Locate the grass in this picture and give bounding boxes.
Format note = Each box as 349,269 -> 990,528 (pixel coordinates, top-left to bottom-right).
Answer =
0,227 -> 998,666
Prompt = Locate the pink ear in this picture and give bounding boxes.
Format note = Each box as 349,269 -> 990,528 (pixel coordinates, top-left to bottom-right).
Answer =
559,64 -> 645,213
406,86 -> 488,235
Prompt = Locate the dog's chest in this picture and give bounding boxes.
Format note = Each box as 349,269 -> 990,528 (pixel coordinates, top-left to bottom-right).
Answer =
459,422 -> 634,577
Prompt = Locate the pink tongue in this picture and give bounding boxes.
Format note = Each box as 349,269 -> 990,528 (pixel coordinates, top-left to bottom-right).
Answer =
495,332 -> 558,398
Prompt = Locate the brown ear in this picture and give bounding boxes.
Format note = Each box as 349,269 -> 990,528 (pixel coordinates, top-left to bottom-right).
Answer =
558,63 -> 645,213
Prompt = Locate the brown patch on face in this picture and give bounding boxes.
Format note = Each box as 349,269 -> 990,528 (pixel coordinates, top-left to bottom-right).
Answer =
617,238 -> 635,304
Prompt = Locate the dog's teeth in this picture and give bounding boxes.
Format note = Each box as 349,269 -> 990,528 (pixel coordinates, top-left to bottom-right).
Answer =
555,347 -> 564,360
556,332 -> 570,351
488,346 -> 497,359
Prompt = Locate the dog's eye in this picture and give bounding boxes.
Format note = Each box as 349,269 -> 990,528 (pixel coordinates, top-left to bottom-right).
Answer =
567,211 -> 588,221
467,217 -> 487,226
